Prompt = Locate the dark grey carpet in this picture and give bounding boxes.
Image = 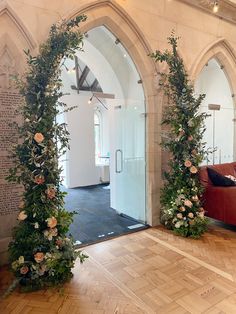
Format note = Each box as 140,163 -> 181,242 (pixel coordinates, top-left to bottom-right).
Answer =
61,184 -> 148,247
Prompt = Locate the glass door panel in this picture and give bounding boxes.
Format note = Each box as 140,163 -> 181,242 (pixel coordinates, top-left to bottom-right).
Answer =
109,98 -> 146,223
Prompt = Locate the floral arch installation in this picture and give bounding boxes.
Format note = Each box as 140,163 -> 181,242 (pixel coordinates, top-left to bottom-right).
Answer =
7,15 -> 88,291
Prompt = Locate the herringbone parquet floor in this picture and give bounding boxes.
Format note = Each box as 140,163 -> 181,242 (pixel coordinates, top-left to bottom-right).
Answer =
1,224 -> 236,313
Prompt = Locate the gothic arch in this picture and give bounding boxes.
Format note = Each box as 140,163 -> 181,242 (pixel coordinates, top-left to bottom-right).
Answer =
0,1 -> 37,50
63,1 -> 161,225
190,38 -> 236,103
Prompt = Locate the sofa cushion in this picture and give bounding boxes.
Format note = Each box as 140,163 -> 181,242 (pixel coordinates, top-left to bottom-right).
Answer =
207,167 -> 236,186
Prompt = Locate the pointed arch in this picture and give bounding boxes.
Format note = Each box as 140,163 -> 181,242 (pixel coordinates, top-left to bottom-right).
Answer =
0,1 -> 37,49
63,1 -> 161,226
190,38 -> 236,101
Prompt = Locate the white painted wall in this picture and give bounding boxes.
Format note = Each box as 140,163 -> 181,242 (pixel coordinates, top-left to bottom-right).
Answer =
195,59 -> 235,165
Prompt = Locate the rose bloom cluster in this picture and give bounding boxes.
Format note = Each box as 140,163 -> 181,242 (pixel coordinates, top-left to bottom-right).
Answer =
173,194 -> 205,229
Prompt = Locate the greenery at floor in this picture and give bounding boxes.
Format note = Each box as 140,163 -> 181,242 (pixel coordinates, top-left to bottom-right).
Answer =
150,34 -> 209,238
7,15 -> 88,291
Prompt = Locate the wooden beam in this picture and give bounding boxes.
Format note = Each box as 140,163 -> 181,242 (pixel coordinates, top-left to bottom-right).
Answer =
78,65 -> 90,89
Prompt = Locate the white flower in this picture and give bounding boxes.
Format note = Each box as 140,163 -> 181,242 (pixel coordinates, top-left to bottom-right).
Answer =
175,221 -> 183,228
34,222 -> 39,229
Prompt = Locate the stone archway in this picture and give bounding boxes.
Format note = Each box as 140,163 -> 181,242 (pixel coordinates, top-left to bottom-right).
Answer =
190,38 -> 236,161
64,1 -> 161,226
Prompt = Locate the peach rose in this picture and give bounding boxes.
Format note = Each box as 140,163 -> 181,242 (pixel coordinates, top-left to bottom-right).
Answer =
177,213 -> 183,219
18,210 -> 27,221
34,133 -> 44,143
47,217 -> 57,229
190,166 -> 198,174
45,187 -> 56,199
20,266 -> 29,275
184,200 -> 193,208
179,206 -> 186,212
34,175 -> 45,185
188,212 -> 194,219
192,195 -> 199,202
34,252 -> 45,263
188,135 -> 193,141
184,160 -> 192,168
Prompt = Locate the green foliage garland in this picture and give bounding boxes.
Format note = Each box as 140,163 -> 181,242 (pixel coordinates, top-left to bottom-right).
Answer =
151,34 -> 209,238
7,15 -> 88,291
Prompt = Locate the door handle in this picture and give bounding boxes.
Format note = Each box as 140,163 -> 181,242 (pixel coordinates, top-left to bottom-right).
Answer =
115,149 -> 123,173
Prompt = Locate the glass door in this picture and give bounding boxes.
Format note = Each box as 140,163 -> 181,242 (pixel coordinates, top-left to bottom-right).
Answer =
109,98 -> 146,223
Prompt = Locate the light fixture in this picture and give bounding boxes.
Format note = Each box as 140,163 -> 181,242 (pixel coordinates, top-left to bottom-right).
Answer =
213,0 -> 219,13
88,96 -> 93,104
88,94 -> 108,110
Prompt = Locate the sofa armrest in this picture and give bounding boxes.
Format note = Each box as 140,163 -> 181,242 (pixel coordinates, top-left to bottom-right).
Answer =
203,186 -> 236,224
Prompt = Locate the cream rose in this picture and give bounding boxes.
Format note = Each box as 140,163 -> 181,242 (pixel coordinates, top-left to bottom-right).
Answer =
190,166 -> 198,174
34,252 -> 45,263
188,212 -> 194,219
198,212 -> 205,218
47,217 -> 57,229
184,160 -> 192,168
184,200 -> 193,208
34,133 -> 44,143
192,195 -> 199,202
18,211 -> 27,221
177,213 -> 183,219
20,266 -> 29,275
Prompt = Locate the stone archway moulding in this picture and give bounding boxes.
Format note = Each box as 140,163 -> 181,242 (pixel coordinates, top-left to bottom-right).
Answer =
190,38 -> 236,102
64,0 -> 161,226
0,1 -> 37,50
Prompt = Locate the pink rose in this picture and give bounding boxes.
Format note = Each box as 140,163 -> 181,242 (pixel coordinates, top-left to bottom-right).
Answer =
34,175 -> 45,185
20,266 -> 29,275
34,252 -> 45,263
184,160 -> 192,168
188,135 -> 193,141
34,133 -> 44,143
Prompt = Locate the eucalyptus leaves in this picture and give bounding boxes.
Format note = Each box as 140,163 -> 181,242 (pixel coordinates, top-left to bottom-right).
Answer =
7,15 -> 88,291
151,34 -> 208,238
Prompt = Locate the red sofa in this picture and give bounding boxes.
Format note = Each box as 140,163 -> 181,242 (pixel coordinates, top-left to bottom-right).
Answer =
199,162 -> 236,225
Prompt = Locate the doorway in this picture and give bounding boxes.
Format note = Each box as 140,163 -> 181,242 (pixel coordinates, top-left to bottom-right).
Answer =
58,26 -> 147,245
195,58 -> 234,165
